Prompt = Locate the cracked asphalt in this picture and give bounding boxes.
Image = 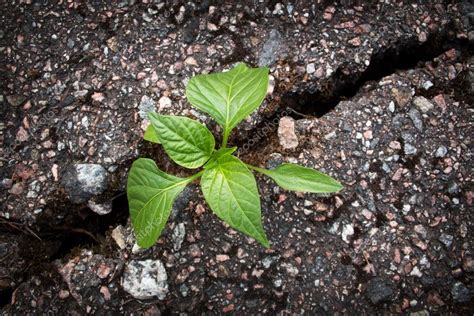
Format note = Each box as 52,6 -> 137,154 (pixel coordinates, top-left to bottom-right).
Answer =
0,1 -> 473,314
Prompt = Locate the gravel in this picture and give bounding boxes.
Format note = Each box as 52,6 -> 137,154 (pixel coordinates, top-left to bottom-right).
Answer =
365,277 -> 397,305
258,29 -> 283,66
121,260 -> 168,300
435,145 -> 448,158
1,1 -> 472,315
278,116 -> 299,149
61,164 -> 108,204
172,223 -> 186,252
438,233 -> 454,249
265,153 -> 284,169
451,282 -> 472,303
138,95 -> 157,120
413,96 -> 434,113
341,223 -> 354,243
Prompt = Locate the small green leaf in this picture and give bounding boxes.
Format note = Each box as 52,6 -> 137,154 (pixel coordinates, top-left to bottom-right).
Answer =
214,146 -> 237,157
127,158 -> 189,248
201,155 -> 269,247
143,124 -> 160,144
186,63 -> 269,133
211,146 -> 237,161
253,163 -> 343,193
204,146 -> 237,169
149,113 -> 215,169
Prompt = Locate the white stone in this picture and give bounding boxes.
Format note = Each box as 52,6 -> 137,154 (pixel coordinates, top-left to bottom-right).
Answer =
329,221 -> 340,235
341,223 -> 354,243
75,164 -> 108,195
111,225 -> 126,249
172,223 -> 186,251
122,260 -> 168,300
267,75 -> 275,94
81,116 -> 89,128
422,81 -> 433,90
139,95 -> 156,119
306,63 -> 316,74
410,266 -> 422,277
388,101 -> 395,113
435,146 -> 448,158
413,96 -> 434,113
61,164 -> 108,204
87,200 -> 112,215
132,243 -> 145,254
158,96 -> 172,110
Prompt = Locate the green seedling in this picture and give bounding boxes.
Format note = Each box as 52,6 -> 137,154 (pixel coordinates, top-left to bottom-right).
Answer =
127,63 -> 343,248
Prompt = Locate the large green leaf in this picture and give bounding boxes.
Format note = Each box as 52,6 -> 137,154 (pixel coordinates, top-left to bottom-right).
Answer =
149,113 -> 215,169
186,63 -> 269,133
127,158 -> 190,248
252,163 -> 343,193
143,124 -> 160,144
201,155 -> 269,247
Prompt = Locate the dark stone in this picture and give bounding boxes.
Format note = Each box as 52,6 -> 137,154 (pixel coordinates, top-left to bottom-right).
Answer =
448,182 -> 460,194
451,282 -> 471,303
365,277 -> 397,305
265,153 -> 284,170
245,299 -> 258,308
420,275 -> 435,287
6,95 -> 26,107
258,29 -> 282,66
182,17 -> 199,44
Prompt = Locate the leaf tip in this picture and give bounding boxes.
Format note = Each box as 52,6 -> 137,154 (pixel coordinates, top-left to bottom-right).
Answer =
261,239 -> 270,249
257,232 -> 270,248
333,181 -> 344,192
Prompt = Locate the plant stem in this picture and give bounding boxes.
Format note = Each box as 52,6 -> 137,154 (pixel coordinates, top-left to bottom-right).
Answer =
246,163 -> 268,174
186,170 -> 205,183
221,128 -> 230,148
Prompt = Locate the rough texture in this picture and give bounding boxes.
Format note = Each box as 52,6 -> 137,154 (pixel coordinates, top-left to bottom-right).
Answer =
1,0 -> 471,223
278,116 -> 299,149
56,250 -> 121,310
0,1 -> 473,315
121,259 -> 168,300
61,164 -> 108,204
365,277 -> 397,305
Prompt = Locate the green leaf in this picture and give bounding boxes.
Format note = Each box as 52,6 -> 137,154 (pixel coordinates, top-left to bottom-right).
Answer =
204,146 -> 237,169
144,124 -> 160,144
252,163 -> 343,193
149,113 -> 215,169
201,155 -> 269,247
214,146 -> 237,157
127,158 -> 190,248
186,63 -> 269,133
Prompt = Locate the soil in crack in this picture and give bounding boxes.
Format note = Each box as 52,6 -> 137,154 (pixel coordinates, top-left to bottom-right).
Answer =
0,191 -> 130,308
282,28 -> 472,117
238,28 -> 472,165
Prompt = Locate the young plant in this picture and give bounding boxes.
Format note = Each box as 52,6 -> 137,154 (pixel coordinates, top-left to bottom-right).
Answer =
127,63 -> 343,249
